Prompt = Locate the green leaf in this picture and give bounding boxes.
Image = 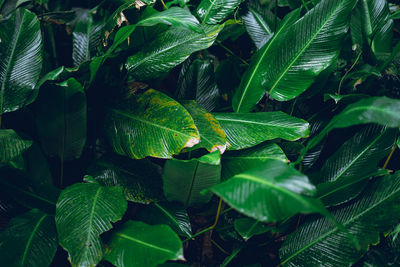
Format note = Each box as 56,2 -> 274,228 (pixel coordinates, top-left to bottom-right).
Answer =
0,129 -> 32,163
105,89 -> 200,159
280,173 -> 400,266
0,8 -> 43,114
33,78 -> 87,161
233,0 -> 356,111
234,218 -> 272,241
137,7 -> 201,33
162,151 -> 221,207
196,0 -> 243,24
213,112 -> 310,150
0,209 -> 58,267
136,202 -> 192,237
308,97 -> 400,150
182,101 -> 227,154
314,126 -> 396,206
221,142 -> 288,180
56,183 -> 127,267
104,221 -> 183,267
210,160 -> 327,222
177,57 -> 221,112
125,24 -> 222,81
86,155 -> 163,204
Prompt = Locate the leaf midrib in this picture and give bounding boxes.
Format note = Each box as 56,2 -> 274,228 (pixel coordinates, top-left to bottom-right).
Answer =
248,7 -> 272,36
21,214 -> 48,265
116,233 -> 174,254
281,180 -> 400,264
216,117 -> 303,128
84,187 -> 101,257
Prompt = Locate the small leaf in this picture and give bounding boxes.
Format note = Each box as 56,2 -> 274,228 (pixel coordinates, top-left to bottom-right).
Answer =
214,112 -> 309,150
234,218 -> 272,241
210,160 -> 327,222
136,202 -> 192,237
105,89 -> 200,159
86,154 -> 163,204
104,221 -> 183,267
0,209 -> 58,267
0,129 -> 32,163
182,101 -> 227,154
0,8 -> 43,114
196,0 -> 243,24
162,151 -> 221,207
56,183 -> 127,267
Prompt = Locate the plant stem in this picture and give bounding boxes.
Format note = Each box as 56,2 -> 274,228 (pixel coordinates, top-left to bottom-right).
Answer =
160,0 -> 168,10
338,50 -> 362,95
383,146 -> 397,169
217,41 -> 249,66
211,239 -> 230,255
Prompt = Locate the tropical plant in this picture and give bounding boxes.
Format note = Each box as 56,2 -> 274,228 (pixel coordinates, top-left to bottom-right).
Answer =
0,0 -> 400,266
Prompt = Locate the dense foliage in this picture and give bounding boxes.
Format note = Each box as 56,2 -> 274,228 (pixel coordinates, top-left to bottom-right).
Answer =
0,0 -> 400,266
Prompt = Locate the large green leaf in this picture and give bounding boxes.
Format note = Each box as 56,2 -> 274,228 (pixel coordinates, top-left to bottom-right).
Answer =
0,8 -> 43,114
280,173 -> 400,266
33,78 -> 87,161
136,202 -> 192,237
0,129 -> 32,163
105,89 -> 200,159
0,209 -> 58,267
162,151 -> 221,207
182,101 -> 227,154
86,155 -> 163,204
104,221 -> 183,267
308,97 -> 400,150
125,24 -> 222,81
55,183 -> 127,267
221,142 -> 288,180
315,126 -> 396,206
196,0 -> 243,24
213,112 -> 309,150
233,0 -> 356,111
210,160 -> 327,222
177,57 -> 220,112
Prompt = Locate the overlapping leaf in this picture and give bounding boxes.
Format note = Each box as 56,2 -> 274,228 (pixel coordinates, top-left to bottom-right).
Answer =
55,183 -> 127,267
280,173 -> 400,266
105,89 -> 200,159
162,151 -> 221,207
0,129 -> 32,163
233,0 -> 356,111
196,0 -> 243,24
234,218 -> 272,241
214,112 -> 309,150
125,24 -> 222,81
0,209 -> 57,267
104,221 -> 183,267
0,8 -> 43,114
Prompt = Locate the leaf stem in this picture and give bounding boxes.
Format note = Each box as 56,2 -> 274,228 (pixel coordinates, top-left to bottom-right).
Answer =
160,0 -> 168,10
211,239 -> 230,255
338,50 -> 362,95
216,41 -> 249,66
383,146 -> 396,169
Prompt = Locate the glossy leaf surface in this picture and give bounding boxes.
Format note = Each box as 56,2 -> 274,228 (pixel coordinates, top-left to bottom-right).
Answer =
0,209 -> 57,267
210,160 -> 326,222
56,183 -> 127,267
280,173 -> 400,266
196,0 -> 243,24
214,112 -> 309,150
126,25 -> 222,81
234,218 -> 272,241
162,151 -> 221,207
0,129 -> 32,163
104,221 -> 183,267
105,89 -> 200,159
0,8 -> 43,114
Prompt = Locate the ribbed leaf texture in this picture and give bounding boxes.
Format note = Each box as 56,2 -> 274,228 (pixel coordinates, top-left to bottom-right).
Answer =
233,0 -> 356,111
125,25 -> 222,81
162,151 -> 221,207
104,221 -> 183,267
86,155 -> 164,204
196,0 -> 243,24
0,129 -> 32,163
0,209 -> 57,267
0,8 -> 43,114
214,112 -> 309,150
105,89 -> 200,159
280,173 -> 400,266
56,183 -> 127,267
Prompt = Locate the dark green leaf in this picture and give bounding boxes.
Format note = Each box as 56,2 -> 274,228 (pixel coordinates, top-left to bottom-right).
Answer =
162,151 -> 221,207
0,8 -> 43,114
196,0 -> 243,24
214,112 -> 309,150
104,221 -> 183,267
280,173 -> 400,266
0,209 -> 57,267
234,218 -> 272,241
56,183 -> 127,267
105,89 -> 200,159
0,129 -> 32,163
